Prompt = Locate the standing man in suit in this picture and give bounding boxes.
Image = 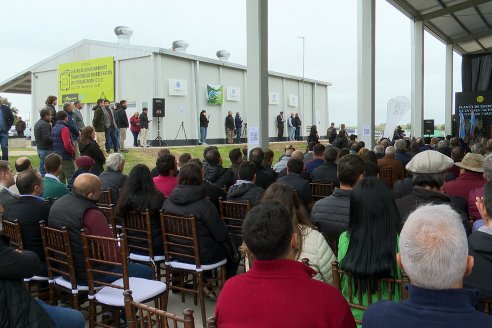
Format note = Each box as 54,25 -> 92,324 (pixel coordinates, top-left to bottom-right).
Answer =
276,111 -> 285,142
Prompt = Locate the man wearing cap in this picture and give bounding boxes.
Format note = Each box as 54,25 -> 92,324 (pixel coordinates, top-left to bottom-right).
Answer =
443,153 -> 486,207
395,150 -> 470,233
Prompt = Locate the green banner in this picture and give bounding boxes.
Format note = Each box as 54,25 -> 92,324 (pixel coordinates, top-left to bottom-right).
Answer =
207,84 -> 224,105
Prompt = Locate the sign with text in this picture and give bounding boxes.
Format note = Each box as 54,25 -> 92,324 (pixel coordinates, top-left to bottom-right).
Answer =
58,56 -> 114,103
455,91 -> 492,140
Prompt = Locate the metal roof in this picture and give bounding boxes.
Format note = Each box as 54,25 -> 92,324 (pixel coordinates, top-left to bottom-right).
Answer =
387,0 -> 492,54
0,39 -> 331,95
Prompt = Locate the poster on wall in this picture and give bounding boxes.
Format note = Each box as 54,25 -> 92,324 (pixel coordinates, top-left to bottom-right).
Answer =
288,95 -> 298,107
269,92 -> 280,105
169,79 -> 188,96
58,56 -> 114,103
207,84 -> 224,105
227,87 -> 240,101
455,91 -> 492,141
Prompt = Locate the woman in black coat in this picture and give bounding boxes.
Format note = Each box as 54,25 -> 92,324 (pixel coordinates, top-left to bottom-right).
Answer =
307,125 -> 319,144
78,126 -> 106,175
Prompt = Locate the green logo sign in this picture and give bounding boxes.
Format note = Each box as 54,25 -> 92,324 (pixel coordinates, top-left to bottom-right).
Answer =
207,84 -> 223,105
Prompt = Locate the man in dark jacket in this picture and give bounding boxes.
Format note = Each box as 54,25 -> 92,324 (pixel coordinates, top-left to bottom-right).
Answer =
277,158 -> 313,208
92,98 -> 106,153
225,111 -> 235,144
115,100 -> 129,152
204,149 -> 234,189
51,111 -> 75,184
276,111 -> 285,141
0,103 -> 14,161
33,109 -> 53,176
311,154 -> 364,237
227,162 -> 264,206
99,153 -> 127,204
0,234 -> 85,328
394,139 -> 413,169
305,143 -> 325,174
103,100 -> 119,153
311,147 -> 339,185
249,147 -> 276,189
234,112 -> 243,144
63,102 -> 81,157
294,113 -> 301,141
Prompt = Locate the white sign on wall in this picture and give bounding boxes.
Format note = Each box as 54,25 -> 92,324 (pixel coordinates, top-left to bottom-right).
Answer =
269,92 -> 280,105
169,79 -> 188,96
227,87 -> 240,101
288,95 -> 299,107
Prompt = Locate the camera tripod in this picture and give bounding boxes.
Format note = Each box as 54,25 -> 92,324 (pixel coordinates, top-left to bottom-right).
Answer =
153,117 -> 168,146
240,123 -> 247,143
174,121 -> 189,145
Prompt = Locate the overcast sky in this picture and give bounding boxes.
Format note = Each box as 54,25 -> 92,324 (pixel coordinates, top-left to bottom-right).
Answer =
0,0 -> 462,126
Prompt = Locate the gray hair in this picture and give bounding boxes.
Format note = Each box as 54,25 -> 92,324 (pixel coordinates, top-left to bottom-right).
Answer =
400,204 -> 468,289
484,152 -> 492,181
385,146 -> 396,156
374,145 -> 384,154
106,153 -> 125,171
395,139 -> 406,151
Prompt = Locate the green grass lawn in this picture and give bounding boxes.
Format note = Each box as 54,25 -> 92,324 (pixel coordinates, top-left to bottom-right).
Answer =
8,141 -> 310,175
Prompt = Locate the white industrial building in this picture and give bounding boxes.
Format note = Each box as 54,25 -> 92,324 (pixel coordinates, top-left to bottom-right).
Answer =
0,28 -> 331,147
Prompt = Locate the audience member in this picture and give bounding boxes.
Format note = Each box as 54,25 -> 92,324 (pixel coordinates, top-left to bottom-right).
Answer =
9,157 -> 32,195
0,160 -> 16,213
332,130 -> 349,149
228,148 -> 243,179
42,153 -> 69,199
79,126 -> 106,176
67,155 -> 94,190
311,154 -> 364,237
373,145 -> 384,160
446,146 -> 465,181
363,204 -> 492,327
226,162 -> 264,205
468,152 -> 492,221
339,177 -> 402,323
48,173 -> 153,282
337,147 -> 351,161
204,149 -> 234,189
215,202 -> 355,328
363,161 -> 380,178
276,150 -> 308,180
437,140 -> 451,157
277,158 -> 313,208
99,153 -> 127,204
303,141 -> 317,164
377,146 -> 404,186
249,147 -> 276,189
150,148 -> 171,177
33,108 -> 53,176
273,145 -> 295,173
311,147 -> 339,185
118,164 -> 166,256
51,111 -> 75,184
395,150 -> 469,233
188,158 -> 226,211
177,152 -> 192,175
153,154 -> 178,197
263,183 -> 336,283
306,143 -> 326,174
394,139 -> 412,169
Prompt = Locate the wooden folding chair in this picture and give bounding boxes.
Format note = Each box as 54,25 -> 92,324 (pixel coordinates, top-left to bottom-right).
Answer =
314,222 -> 339,257
218,198 -> 251,241
1,219 -> 24,249
124,290 -> 195,328
97,204 -> 119,238
98,188 -> 113,206
160,212 -> 227,327
479,298 -> 492,315
331,261 -> 409,325
310,182 -> 335,201
206,317 -> 217,328
40,224 -> 87,310
379,168 -> 393,189
81,231 -> 167,328
121,209 -> 166,280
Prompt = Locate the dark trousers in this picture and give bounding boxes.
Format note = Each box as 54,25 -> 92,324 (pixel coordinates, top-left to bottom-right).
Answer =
132,131 -> 139,146
295,127 -> 301,140
105,127 -> 119,151
277,126 -> 284,141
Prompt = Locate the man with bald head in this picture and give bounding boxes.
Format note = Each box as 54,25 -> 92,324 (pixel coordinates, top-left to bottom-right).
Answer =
9,157 -> 32,195
48,173 -> 152,283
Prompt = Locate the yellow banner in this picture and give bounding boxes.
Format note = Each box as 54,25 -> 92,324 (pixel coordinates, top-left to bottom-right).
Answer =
58,56 -> 114,103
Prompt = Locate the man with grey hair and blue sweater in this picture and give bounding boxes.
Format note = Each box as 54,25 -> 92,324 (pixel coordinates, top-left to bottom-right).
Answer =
363,204 -> 492,327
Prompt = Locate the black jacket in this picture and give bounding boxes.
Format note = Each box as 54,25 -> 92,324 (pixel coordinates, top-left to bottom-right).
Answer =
311,162 -> 339,185
42,105 -> 56,125
139,112 -> 149,129
225,115 -> 235,130
115,106 -> 129,128
79,140 -> 106,176
226,182 -> 264,206
0,235 -> 53,328
277,173 -> 313,207
464,231 -> 492,298
332,137 -> 349,149
99,169 -> 127,204
162,184 -> 228,264
204,165 -> 234,189
310,188 -> 351,237
205,181 -> 227,211
1,105 -> 14,131
33,118 -> 53,150
254,167 -> 276,190
200,114 -> 209,128
395,186 -> 470,234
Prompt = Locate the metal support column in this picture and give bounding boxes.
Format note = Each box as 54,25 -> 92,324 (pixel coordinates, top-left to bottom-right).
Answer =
445,44 -> 453,136
411,21 -> 424,138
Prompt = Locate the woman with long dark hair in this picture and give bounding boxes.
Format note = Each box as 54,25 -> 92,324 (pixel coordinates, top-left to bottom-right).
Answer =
307,125 -> 319,144
262,183 -> 335,283
117,164 -> 166,255
78,126 -> 106,175
338,177 -> 401,323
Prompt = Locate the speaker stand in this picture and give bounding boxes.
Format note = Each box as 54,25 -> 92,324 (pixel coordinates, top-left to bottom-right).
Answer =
174,122 -> 189,146
153,117 -> 167,146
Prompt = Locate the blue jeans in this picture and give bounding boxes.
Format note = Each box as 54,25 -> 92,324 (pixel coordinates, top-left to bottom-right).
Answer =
200,127 -> 207,144
38,149 -> 52,176
288,127 -> 295,141
236,128 -> 242,143
36,299 -> 85,328
0,131 -> 8,160
105,127 -> 119,151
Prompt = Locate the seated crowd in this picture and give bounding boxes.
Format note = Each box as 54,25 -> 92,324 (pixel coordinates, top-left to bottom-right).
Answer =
1,126 -> 492,327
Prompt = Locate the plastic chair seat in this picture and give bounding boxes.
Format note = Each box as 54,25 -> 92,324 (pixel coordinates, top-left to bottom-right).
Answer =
95,277 -> 166,307
129,253 -> 165,262
168,258 -> 227,272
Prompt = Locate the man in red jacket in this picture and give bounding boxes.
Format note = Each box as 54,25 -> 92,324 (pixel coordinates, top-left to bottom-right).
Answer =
215,201 -> 355,328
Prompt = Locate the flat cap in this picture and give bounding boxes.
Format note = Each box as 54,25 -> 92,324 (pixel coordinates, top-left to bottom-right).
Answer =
406,150 -> 454,174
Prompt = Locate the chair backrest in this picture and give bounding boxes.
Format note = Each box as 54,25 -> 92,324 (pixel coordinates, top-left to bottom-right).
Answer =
310,182 -> 334,201
314,223 -> 339,257
97,204 -> 118,238
121,209 -> 155,257
379,168 -> 393,189
206,317 -> 217,328
1,219 -> 23,250
160,212 -> 200,268
40,224 -> 78,288
331,260 -> 409,325
218,198 -> 251,239
81,230 -> 129,294
479,298 -> 492,315
98,188 -> 113,206
124,290 -> 195,328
